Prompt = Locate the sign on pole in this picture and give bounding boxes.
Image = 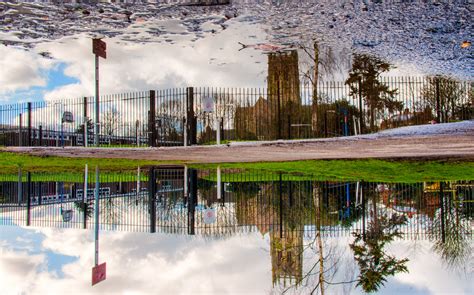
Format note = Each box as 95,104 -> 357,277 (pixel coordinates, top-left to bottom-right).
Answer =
92,262 -> 106,286
92,38 -> 106,146
202,96 -> 214,113
92,39 -> 107,59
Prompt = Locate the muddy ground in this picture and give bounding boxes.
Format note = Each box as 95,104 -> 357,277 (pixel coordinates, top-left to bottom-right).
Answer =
4,133 -> 474,163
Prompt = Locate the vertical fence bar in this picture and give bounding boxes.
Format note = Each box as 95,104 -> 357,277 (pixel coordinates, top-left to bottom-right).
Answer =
149,167 -> 156,233
27,102 -> 32,147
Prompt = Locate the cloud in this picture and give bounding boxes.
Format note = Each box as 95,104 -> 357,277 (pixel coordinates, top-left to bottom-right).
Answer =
0,45 -> 54,96
33,20 -> 268,102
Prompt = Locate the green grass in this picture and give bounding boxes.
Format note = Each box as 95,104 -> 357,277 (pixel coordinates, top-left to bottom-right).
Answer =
0,151 -> 473,183
0,151 -> 176,173
193,159 -> 474,183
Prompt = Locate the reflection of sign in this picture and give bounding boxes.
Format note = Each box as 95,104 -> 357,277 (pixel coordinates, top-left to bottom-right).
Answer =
203,208 -> 216,224
62,111 -> 74,123
92,262 -> 107,286
61,209 -> 73,222
202,96 -> 214,113
92,39 -> 107,59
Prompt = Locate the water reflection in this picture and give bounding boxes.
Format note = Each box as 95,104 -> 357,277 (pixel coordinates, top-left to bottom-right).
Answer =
0,167 -> 472,293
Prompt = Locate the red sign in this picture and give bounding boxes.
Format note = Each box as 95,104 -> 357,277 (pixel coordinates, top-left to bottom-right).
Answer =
92,39 -> 107,59
92,262 -> 106,286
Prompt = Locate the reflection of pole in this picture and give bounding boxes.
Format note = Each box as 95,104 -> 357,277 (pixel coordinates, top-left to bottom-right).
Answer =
94,166 -> 99,266
17,168 -> 22,205
94,55 -> 100,146
26,172 -> 31,226
83,164 -> 88,229
148,167 -> 156,233
439,182 -> 445,243
361,182 -> 366,241
136,166 -> 141,197
217,166 -> 222,200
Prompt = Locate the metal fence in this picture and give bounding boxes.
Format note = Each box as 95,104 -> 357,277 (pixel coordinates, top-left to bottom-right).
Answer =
0,77 -> 472,147
1,167 -> 472,241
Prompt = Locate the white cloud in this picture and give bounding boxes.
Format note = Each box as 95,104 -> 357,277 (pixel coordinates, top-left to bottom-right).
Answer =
33,20 -> 268,102
0,45 -> 54,96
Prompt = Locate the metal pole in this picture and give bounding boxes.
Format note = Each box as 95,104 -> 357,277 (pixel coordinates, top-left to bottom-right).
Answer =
94,55 -> 100,146
358,78 -> 363,134
94,166 -> 99,266
216,116 -> 221,145
83,97 -> 88,147
27,102 -> 32,147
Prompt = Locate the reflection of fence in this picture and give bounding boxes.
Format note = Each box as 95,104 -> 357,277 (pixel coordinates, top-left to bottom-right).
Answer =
0,78 -> 472,147
0,168 -> 472,240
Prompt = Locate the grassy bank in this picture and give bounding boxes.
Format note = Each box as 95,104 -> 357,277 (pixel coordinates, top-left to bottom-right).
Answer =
194,159 -> 474,183
1,152 -> 473,183
0,152 -> 171,173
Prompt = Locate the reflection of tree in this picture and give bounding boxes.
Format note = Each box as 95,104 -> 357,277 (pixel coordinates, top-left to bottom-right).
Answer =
421,77 -> 471,122
102,108 -> 121,139
100,197 -> 122,226
345,54 -> 402,131
429,196 -> 472,270
350,213 -> 409,293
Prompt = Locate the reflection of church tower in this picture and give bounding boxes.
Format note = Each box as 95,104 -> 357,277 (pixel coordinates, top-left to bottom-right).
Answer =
270,228 -> 303,286
267,51 -> 301,139
267,51 -> 301,105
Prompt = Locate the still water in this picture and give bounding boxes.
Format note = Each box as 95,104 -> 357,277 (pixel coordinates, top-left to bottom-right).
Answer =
1,167 -> 472,294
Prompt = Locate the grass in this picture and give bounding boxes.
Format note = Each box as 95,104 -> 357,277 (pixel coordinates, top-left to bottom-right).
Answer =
0,151 -> 175,173
193,159 -> 474,183
0,151 -> 473,183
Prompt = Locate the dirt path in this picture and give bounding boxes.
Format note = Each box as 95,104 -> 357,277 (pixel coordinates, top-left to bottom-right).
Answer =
4,133 -> 474,163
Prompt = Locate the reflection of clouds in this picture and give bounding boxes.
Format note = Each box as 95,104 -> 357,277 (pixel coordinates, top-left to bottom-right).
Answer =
32,20 -> 267,102
2,226 -> 471,294
1,226 -> 270,294
0,45 -> 55,98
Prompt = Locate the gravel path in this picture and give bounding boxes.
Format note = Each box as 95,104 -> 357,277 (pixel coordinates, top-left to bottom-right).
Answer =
4,122 -> 474,163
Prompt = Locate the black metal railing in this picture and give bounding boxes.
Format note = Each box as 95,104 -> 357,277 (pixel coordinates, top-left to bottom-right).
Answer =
0,77 -> 472,147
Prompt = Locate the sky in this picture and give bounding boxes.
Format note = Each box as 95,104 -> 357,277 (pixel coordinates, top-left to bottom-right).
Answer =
0,224 -> 472,295
0,18 -> 269,104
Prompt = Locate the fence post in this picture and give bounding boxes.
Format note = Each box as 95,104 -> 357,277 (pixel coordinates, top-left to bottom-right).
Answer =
26,172 -> 31,226
148,90 -> 157,147
186,87 -> 196,145
83,97 -> 88,147
39,125 -> 43,146
435,78 -> 441,123
27,102 -> 32,146
287,114 -> 291,139
277,81 -> 282,139
19,113 -> 22,147
148,167 -> 156,233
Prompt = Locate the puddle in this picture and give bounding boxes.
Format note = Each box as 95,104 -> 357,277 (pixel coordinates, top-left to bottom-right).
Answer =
1,166 -> 472,293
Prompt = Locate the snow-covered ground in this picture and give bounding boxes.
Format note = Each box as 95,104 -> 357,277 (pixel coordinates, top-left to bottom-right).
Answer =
228,120 -> 474,147
362,120 -> 474,138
